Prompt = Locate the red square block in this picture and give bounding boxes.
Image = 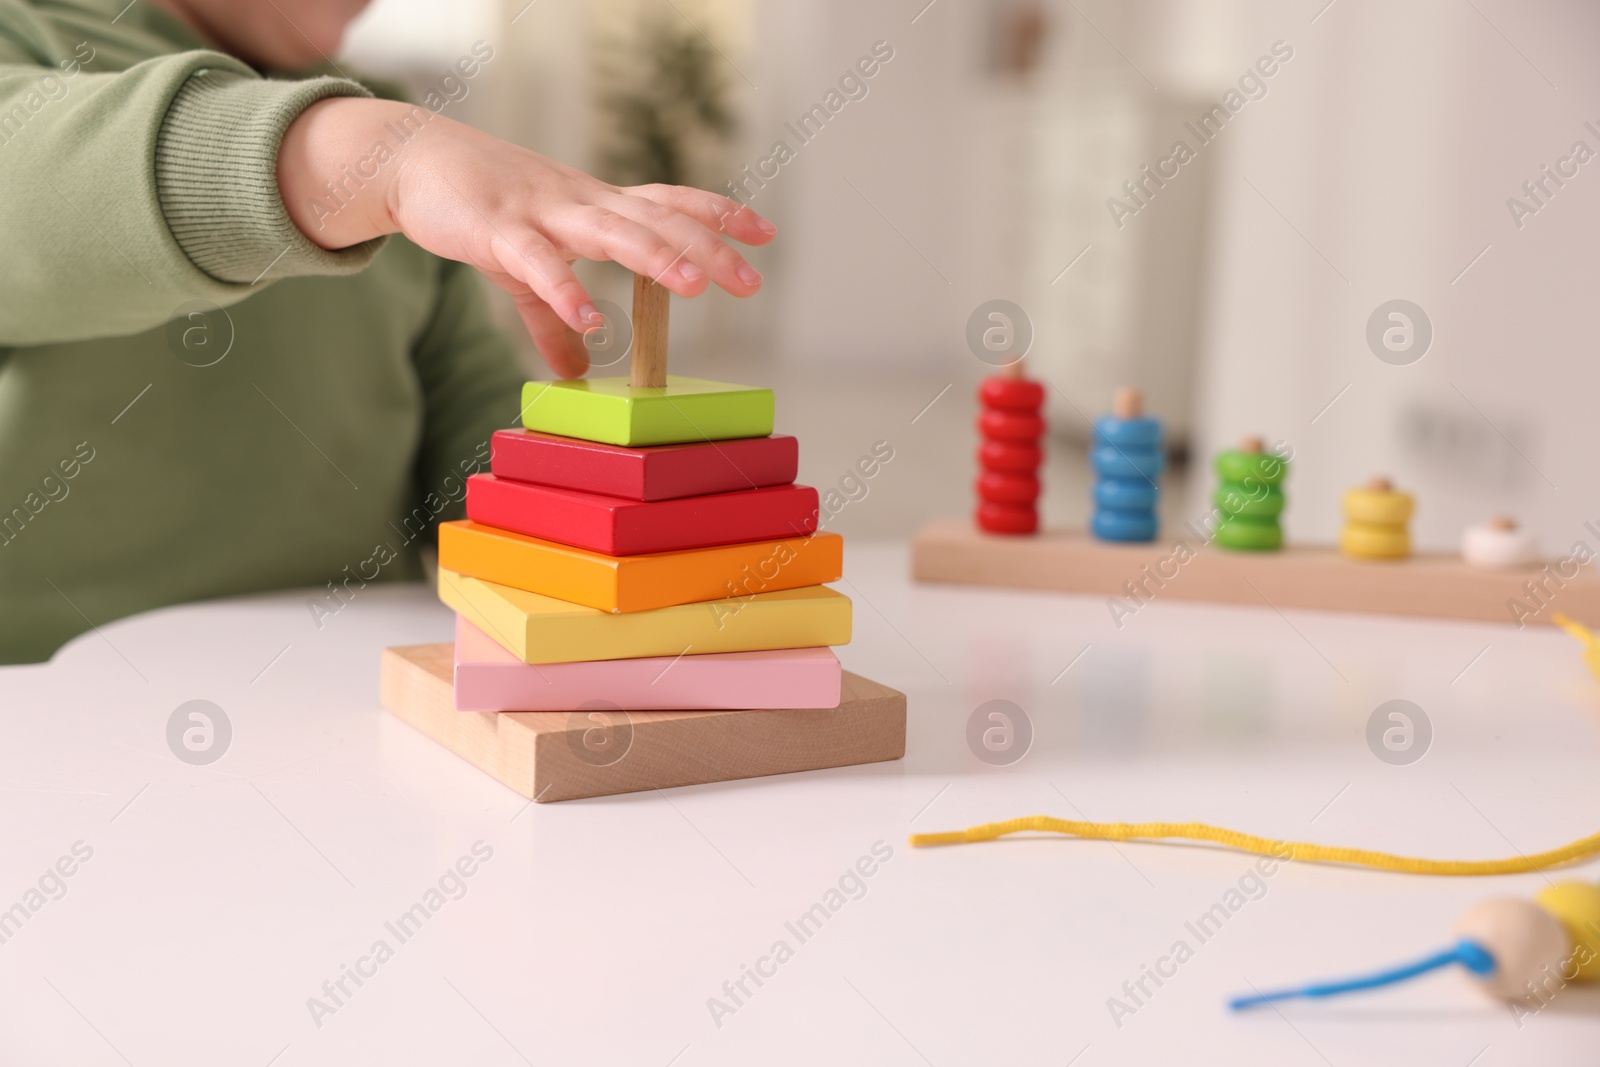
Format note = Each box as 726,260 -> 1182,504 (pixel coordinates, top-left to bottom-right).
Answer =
465,474 -> 820,555
491,429 -> 799,502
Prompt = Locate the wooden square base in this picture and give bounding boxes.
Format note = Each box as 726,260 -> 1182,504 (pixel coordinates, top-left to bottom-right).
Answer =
379,643 -> 906,802
911,518 -> 1599,625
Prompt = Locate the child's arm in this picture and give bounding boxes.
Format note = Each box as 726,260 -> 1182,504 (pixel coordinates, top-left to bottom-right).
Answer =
0,48 -> 381,346
276,97 -> 775,376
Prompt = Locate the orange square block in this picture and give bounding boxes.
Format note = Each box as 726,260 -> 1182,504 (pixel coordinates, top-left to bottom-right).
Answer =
438,520 -> 844,613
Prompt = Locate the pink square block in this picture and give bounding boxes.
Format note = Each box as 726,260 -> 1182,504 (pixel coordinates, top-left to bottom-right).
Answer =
452,617 -> 843,712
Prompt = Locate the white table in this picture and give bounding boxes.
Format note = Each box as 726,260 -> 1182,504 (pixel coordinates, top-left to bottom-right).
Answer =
4,541 -> 1598,1066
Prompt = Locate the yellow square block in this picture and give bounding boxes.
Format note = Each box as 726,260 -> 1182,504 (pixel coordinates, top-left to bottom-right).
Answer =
438,521 -> 844,613
439,568 -> 852,664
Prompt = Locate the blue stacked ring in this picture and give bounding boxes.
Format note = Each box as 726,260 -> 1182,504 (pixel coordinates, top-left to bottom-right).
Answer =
1090,412 -> 1163,543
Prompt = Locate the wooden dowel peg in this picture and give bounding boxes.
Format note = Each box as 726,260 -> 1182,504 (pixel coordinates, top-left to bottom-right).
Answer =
631,273 -> 670,389
1111,386 -> 1143,420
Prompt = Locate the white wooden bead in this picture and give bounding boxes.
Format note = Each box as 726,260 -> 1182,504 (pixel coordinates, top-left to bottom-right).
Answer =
1462,520 -> 1538,569
1452,897 -> 1571,1000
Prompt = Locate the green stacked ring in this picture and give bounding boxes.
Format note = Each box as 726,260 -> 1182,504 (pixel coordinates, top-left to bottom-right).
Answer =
1211,445 -> 1288,552
1214,484 -> 1285,520
1214,450 -> 1288,487
1215,518 -> 1283,551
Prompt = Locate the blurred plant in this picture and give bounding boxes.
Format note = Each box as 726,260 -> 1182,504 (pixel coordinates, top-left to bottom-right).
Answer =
597,13 -> 737,188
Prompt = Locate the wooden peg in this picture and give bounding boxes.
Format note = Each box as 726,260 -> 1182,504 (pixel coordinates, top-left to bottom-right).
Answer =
630,274 -> 669,389
1111,386 -> 1143,419
1367,475 -> 1394,493
1239,434 -> 1265,454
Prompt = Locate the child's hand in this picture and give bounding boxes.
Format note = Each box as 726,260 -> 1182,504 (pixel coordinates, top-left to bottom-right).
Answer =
278,97 -> 776,377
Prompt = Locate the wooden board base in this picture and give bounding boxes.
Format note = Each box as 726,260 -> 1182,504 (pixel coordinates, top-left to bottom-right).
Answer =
380,643 -> 906,801
911,517 -> 1598,625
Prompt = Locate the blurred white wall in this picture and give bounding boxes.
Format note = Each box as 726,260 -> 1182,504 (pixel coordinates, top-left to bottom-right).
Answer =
741,2 -> 1222,441
1189,0 -> 1600,553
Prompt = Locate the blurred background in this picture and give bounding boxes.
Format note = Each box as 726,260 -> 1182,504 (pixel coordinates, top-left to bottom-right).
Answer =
342,0 -> 1599,554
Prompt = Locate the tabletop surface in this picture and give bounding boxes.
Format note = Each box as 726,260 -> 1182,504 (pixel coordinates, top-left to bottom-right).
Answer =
4,540 -> 1599,1066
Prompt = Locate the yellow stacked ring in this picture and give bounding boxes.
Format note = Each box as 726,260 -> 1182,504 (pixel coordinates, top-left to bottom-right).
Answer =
1340,523 -> 1410,559
1343,487 -> 1413,526
1340,477 -> 1413,561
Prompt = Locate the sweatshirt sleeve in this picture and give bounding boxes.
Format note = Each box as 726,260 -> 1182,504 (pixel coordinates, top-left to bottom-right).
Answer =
407,256 -> 531,532
0,45 -> 383,347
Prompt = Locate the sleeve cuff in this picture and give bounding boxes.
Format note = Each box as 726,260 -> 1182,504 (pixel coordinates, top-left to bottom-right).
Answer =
154,69 -> 388,284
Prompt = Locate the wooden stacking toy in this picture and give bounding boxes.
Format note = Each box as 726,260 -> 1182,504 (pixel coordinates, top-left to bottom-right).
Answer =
1234,882 -> 1600,1010
1340,476 -> 1414,560
1462,514 -> 1538,569
1212,435 -> 1287,552
975,358 -> 1045,534
380,274 -> 906,801
1089,387 -> 1162,543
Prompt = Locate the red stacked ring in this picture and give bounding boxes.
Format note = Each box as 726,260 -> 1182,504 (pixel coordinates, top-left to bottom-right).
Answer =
975,377 -> 1045,534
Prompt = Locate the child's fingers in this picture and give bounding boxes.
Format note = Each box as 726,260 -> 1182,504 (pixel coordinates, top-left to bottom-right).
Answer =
489,231 -> 598,333
603,196 -> 762,297
624,183 -> 776,246
474,264 -> 590,377
513,292 -> 589,379
554,207 -> 709,296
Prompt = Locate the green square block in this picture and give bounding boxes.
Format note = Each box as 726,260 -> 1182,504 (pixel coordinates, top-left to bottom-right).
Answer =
520,375 -> 775,446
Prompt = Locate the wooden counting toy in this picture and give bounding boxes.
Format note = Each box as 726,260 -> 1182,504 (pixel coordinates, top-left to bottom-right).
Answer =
913,389 -> 1600,623
1340,475 -> 1414,560
381,271 -> 907,801
1462,514 -> 1539,569
519,274 -> 773,446
974,356 -> 1045,535
1212,435 -> 1286,552
1089,386 -> 1163,543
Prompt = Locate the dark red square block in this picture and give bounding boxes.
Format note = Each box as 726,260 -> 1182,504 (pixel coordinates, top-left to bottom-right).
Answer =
490,429 -> 799,502
465,474 -> 820,555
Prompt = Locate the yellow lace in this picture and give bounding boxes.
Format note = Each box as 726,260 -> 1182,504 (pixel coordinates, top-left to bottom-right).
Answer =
909,816 -> 1600,875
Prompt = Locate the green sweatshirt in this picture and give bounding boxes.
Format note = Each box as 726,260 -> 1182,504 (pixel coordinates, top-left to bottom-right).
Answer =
0,0 -> 527,663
